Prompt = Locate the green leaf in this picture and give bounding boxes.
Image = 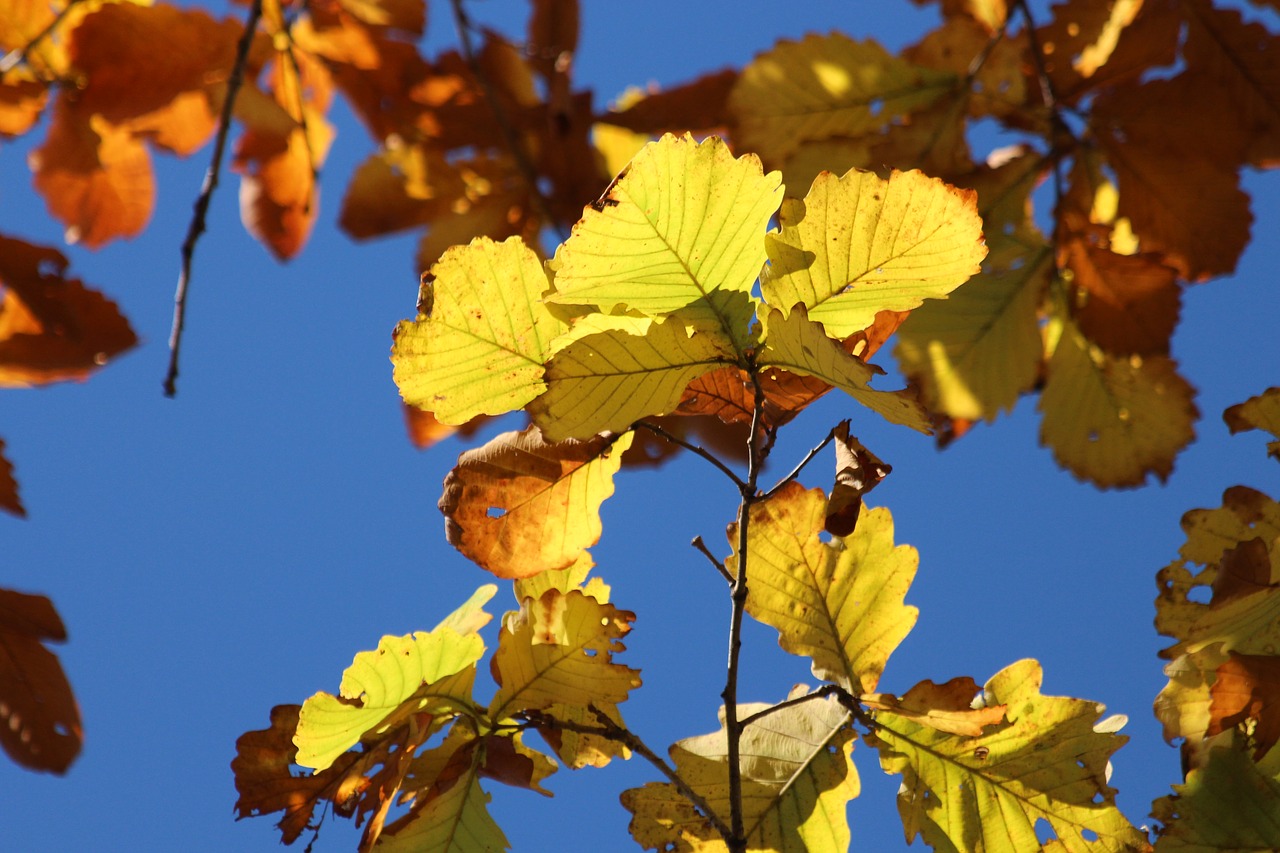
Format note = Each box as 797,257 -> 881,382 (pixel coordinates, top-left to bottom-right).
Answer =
621,690 -> 858,852
758,306 -> 931,433
871,659 -> 1148,853
1039,319 -> 1197,488
1152,738 -> 1280,851
294,588 -> 495,771
489,589 -> 640,721
439,428 -> 632,579
530,317 -> 734,442
727,482 -> 918,693
547,133 -> 782,354
391,236 -> 565,423
762,167 -> 987,338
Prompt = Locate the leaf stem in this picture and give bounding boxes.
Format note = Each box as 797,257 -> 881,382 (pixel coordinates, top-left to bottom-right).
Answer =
737,684 -> 847,729
163,0 -> 263,397
634,420 -> 747,490
761,426 -> 838,500
691,536 -> 734,585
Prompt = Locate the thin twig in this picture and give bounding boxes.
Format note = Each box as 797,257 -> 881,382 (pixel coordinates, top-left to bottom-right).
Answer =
523,709 -> 734,841
691,536 -> 734,585
164,0 -> 264,397
1012,0 -> 1070,202
761,426 -> 838,500
0,0 -> 83,76
634,420 -> 747,490
737,685 -> 846,729
448,0 -> 567,243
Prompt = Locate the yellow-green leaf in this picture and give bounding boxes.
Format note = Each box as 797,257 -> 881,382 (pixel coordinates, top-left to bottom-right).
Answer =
530,318 -> 734,442
762,168 -> 987,338
548,133 -> 782,355
294,591 -> 493,771
391,236 -> 565,423
621,689 -> 858,852
439,428 -> 632,579
729,33 -> 954,165
1039,320 -> 1197,488
1152,738 -> 1280,851
758,306 -> 931,433
377,773 -> 509,853
871,659 -> 1148,853
489,589 -> 640,720
1224,387 -> 1280,461
727,481 -> 918,693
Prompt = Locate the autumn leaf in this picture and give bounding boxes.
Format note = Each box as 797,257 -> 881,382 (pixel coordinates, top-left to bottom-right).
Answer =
0,71 -> 48,137
861,677 -> 1006,737
762,167 -> 987,338
871,659 -> 1148,852
622,689 -> 858,852
0,589 -> 81,773
1152,737 -> 1280,851
726,482 -> 918,694
1224,387 -> 1280,460
438,428 -> 631,579
377,773 -> 510,853
392,236 -> 566,424
757,306 -> 931,433
1038,319 -> 1197,488
0,439 -> 21,517
824,421 -> 890,537
488,589 -> 639,721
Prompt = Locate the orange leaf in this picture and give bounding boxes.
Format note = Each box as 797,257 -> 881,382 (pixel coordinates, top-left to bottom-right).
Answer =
1207,653 -> 1280,760
0,72 -> 48,137
30,98 -> 154,247
0,589 -> 81,773
598,69 -> 738,135
0,439 -> 22,518
862,676 -> 1007,737
1063,239 -> 1180,356
0,234 -> 137,386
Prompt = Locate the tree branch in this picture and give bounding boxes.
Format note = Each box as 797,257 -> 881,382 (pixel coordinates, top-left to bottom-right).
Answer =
691,535 -> 734,585
163,0 -> 263,397
634,420 -> 747,490
762,426 -> 838,500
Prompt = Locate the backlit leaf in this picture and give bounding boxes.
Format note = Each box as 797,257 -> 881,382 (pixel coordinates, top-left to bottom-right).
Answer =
392,236 -> 566,424
871,659 -> 1148,852
861,677 -> 1006,737
439,428 -> 631,579
1039,320 -> 1196,488
530,317 -> 735,442
1152,738 -> 1280,851
1224,387 -> 1280,460
1064,239 -> 1180,357
762,168 -> 986,338
0,589 -> 80,773
377,774 -> 509,853
726,482 -> 918,693
758,306 -> 931,433
488,589 -> 639,720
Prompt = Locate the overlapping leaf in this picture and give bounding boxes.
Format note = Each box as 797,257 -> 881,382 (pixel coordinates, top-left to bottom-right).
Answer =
1152,738 -> 1280,851
726,482 -> 918,693
377,773 -> 509,853
762,167 -> 987,338
392,237 -> 566,424
872,659 -> 1148,852
861,677 -> 1006,737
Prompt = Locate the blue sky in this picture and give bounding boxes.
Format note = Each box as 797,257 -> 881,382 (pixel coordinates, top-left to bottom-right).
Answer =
4,1 -> 1280,850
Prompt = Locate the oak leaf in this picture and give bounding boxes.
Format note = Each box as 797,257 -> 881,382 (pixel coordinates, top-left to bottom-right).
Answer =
1224,387 -> 1280,460
377,773 -> 509,853
438,428 -> 631,579
1152,738 -> 1280,851
0,589 -> 81,773
861,677 -> 1006,737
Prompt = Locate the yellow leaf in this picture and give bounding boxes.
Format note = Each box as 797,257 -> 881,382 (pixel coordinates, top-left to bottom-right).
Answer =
862,677 -> 1006,738
729,33 -> 953,165
377,773 -> 510,853
762,168 -> 986,338
439,428 -> 631,579
530,317 -> 734,442
1224,387 -> 1280,461
488,590 -> 639,720
871,659 -> 1149,852
392,236 -> 566,424
1039,320 -> 1197,488
758,306 -> 931,433
548,133 -> 781,355
726,482 -> 918,693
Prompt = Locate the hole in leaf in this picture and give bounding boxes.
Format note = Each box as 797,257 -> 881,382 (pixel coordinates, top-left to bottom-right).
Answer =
1083,830 -> 1099,842
1186,585 -> 1212,605
1033,818 -> 1054,843
487,507 -> 507,519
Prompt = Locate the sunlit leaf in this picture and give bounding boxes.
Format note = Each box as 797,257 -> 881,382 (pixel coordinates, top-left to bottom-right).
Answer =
1064,239 -> 1180,356
727,482 -> 918,693
861,677 -> 1006,737
439,428 -> 631,579
0,71 -> 48,137
871,659 -> 1147,852
0,589 -> 80,773
1152,738 -> 1280,851
762,168 -> 986,338
392,236 -> 566,424
1224,387 -> 1280,460
377,773 -> 510,853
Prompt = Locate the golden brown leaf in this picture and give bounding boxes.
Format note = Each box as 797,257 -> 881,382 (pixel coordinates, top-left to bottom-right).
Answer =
0,589 -> 81,773
528,0 -> 579,83
1207,653 -> 1280,761
825,422 -> 890,538
0,71 -> 47,137
598,69 -> 738,136
0,439 -> 21,518
862,676 -> 1007,737
1063,239 -> 1180,356
30,98 -> 154,248
338,143 -> 461,240
903,15 -> 1027,120
1036,0 -> 1181,103
1224,387 -> 1280,460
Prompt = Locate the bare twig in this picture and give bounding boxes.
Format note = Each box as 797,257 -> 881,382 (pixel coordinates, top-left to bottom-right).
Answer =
634,420 -> 747,490
164,0 -> 264,397
737,684 -> 847,729
691,535 -> 734,585
0,0 -> 83,77
523,708 -> 734,841
1012,0 -> 1071,202
761,426 -> 838,500
448,0 -> 567,243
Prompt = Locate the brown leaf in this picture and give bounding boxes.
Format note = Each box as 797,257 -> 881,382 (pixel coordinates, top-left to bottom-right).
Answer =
903,15 -> 1027,120
528,0 -> 579,83
338,144 -> 460,240
0,71 -> 48,137
825,421 -> 891,537
0,234 -> 137,387
1063,239 -> 1180,356
1224,387 -> 1280,461
0,589 -> 81,773
402,404 -> 490,451
862,676 -> 1007,737
0,439 -> 22,518
30,98 -> 154,247
1036,0 -> 1181,103
1207,654 -> 1280,760
597,69 -> 738,135
232,704 -> 372,845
